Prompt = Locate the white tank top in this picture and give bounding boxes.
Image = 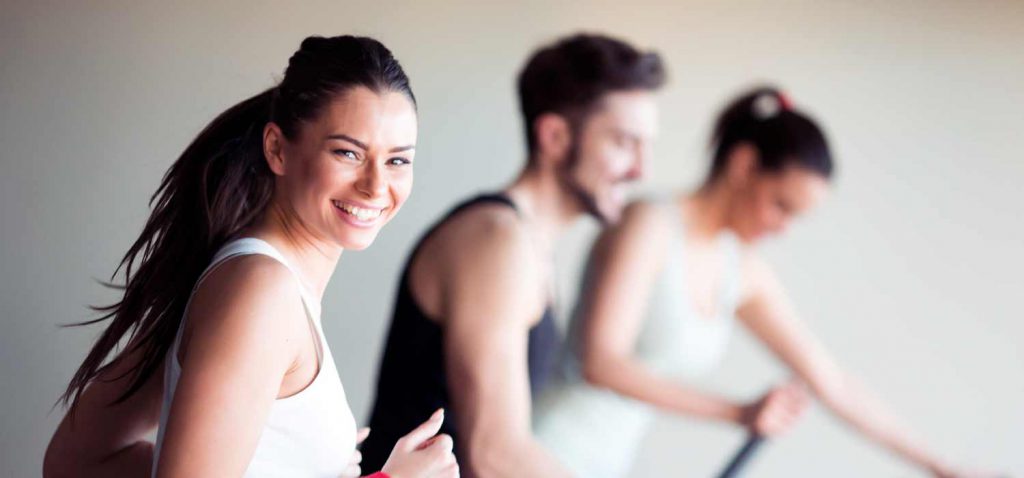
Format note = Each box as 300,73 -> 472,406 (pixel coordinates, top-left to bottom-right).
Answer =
533,198 -> 743,478
152,238 -> 357,477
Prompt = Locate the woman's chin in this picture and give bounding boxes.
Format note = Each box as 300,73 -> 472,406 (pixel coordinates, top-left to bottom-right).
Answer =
334,230 -> 380,251
337,237 -> 375,251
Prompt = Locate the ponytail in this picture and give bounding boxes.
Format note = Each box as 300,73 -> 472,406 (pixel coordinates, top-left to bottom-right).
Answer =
61,87 -> 276,407
707,86 -> 833,182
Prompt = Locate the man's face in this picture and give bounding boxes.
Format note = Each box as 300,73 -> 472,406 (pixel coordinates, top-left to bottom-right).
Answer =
560,90 -> 659,224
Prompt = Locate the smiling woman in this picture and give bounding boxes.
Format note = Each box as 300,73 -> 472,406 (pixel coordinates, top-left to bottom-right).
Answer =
268,85 -> 418,251
43,35 -> 457,478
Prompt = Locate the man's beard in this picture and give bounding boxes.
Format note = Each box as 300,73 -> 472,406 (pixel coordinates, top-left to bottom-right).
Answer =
557,143 -> 610,226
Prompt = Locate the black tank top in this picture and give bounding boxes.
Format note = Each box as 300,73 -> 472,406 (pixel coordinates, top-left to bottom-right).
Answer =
361,193 -> 561,471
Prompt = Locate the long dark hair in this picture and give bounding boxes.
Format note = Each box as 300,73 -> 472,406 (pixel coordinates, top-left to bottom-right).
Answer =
707,86 -> 833,182
60,35 -> 415,408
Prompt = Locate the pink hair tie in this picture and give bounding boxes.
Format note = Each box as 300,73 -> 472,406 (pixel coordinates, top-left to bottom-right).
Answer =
777,91 -> 793,110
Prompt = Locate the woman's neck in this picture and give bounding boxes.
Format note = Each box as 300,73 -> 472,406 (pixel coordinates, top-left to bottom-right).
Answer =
244,203 -> 341,301
681,182 -> 734,243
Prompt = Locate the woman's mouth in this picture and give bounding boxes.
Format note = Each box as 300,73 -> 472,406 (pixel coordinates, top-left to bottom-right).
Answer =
332,200 -> 386,227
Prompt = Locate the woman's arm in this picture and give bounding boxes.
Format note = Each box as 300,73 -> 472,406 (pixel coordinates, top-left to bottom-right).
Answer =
580,202 -> 740,421
44,340 -> 165,478
151,255 -> 304,477
578,202 -> 805,433
736,253 -> 956,476
43,255 -> 299,478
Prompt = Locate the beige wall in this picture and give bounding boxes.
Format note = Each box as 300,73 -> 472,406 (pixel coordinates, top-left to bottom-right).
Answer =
2,1 -> 1021,476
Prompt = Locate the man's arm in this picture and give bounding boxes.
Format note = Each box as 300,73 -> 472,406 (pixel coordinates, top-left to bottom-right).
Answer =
440,212 -> 573,478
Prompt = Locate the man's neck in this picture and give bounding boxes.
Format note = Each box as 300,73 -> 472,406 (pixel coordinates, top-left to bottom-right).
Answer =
503,163 -> 583,256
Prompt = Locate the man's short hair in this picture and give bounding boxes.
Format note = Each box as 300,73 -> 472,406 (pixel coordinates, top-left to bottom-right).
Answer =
517,33 -> 666,154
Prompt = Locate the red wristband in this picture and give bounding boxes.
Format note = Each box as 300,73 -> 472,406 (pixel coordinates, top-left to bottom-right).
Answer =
364,473 -> 390,478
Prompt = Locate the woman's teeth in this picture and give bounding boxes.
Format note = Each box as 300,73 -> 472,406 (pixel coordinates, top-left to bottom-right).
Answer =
333,200 -> 383,221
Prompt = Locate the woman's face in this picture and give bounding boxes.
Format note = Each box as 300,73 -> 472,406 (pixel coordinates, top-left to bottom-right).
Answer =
270,86 -> 418,251
729,163 -> 829,244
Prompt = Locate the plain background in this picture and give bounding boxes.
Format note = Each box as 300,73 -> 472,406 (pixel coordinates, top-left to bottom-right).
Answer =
2,1 -> 1022,476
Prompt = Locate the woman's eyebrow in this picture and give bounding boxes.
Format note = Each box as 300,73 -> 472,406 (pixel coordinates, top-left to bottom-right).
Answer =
327,134 -> 367,150
328,134 -> 414,153
389,144 -> 415,153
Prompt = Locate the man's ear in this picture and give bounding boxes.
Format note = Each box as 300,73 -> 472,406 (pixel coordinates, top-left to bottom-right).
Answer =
533,112 -> 573,166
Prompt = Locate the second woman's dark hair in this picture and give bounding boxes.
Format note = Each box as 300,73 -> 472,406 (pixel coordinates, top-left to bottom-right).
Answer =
60,35 -> 415,408
707,86 -> 833,182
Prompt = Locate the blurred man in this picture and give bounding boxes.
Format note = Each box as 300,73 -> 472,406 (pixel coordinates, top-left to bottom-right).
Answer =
361,33 -> 665,477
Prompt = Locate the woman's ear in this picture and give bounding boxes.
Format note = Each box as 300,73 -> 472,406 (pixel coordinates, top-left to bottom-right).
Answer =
263,122 -> 287,176
724,142 -> 759,188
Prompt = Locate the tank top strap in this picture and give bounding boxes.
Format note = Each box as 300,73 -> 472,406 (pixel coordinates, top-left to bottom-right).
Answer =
658,196 -> 686,240
717,232 -> 744,311
171,237 -> 324,369
402,192 -> 521,277
445,192 -> 519,219
653,194 -> 742,313
207,238 -> 320,317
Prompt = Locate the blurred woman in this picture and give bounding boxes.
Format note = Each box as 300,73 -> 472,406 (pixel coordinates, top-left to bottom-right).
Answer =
44,35 -> 457,478
534,86 -> 978,477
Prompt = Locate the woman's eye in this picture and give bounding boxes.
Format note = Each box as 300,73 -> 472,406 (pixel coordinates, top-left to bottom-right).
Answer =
388,157 -> 411,166
334,149 -> 358,160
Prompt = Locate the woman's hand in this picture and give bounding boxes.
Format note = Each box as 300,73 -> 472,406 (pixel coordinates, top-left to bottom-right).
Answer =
741,380 -> 810,436
381,409 -> 459,478
338,428 -> 371,478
